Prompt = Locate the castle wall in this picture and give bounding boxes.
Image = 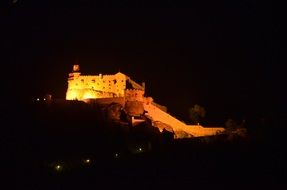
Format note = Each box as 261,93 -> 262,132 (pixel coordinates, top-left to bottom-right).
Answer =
66,72 -> 127,100
124,89 -> 144,102
143,101 -> 225,138
123,89 -> 145,116
124,101 -> 144,116
94,97 -> 125,106
65,65 -> 225,139
151,102 -> 167,112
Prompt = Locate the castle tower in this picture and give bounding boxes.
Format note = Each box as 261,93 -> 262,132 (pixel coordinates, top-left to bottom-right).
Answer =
66,65 -> 82,100
73,64 -> 80,72
69,64 -> 81,79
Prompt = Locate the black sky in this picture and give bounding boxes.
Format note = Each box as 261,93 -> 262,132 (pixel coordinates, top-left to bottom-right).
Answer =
1,0 -> 286,123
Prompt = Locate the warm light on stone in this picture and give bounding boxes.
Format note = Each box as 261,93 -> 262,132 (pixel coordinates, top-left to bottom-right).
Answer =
66,65 -> 127,100
65,65 -> 225,138
73,64 -> 80,72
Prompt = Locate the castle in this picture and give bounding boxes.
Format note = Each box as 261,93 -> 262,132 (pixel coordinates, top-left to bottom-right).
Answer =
66,65 -> 225,138
66,65 -> 143,100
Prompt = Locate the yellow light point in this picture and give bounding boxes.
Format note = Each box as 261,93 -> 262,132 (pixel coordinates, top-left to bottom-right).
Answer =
84,159 -> 90,164
55,164 -> 62,171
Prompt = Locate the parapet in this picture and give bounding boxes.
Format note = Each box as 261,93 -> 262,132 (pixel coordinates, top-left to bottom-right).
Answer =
125,89 -> 145,102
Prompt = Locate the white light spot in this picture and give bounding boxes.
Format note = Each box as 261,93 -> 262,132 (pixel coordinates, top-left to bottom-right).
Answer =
55,164 -> 62,171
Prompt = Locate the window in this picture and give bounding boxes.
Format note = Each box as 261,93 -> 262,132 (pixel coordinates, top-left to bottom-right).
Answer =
81,79 -> 84,82
92,79 -> 95,83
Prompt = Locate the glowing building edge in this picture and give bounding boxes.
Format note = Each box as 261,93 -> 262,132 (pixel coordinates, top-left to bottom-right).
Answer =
66,65 -> 225,138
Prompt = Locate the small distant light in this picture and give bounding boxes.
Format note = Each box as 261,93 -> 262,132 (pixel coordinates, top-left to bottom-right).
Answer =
43,98 -> 46,101
84,159 -> 90,164
55,164 -> 62,171
115,153 -> 119,157
139,148 -> 142,151
37,98 -> 40,101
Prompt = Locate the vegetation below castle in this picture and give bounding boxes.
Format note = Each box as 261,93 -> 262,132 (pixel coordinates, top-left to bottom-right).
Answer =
2,99 -> 287,188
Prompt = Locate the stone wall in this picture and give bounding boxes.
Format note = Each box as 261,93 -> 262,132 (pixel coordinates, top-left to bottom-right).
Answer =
65,65 -> 225,139
124,89 -> 144,102
143,101 -> 225,138
124,101 -> 144,116
66,70 -> 127,100
85,97 -> 125,106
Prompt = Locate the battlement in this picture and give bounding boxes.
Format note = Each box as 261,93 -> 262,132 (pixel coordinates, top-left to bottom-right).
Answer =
79,74 -> 122,77
65,65 -> 225,138
125,89 -> 145,102
66,65 -> 139,101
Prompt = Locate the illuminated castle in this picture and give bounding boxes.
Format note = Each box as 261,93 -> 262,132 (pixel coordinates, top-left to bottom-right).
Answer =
66,65 -> 225,138
66,65 -> 145,100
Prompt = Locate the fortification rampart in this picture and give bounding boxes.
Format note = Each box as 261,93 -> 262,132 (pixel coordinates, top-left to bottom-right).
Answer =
143,102 -> 225,138
94,97 -> 125,106
65,65 -> 225,139
66,68 -> 127,100
125,89 -> 144,102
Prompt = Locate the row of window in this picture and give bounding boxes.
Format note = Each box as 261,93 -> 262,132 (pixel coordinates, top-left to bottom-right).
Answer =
75,83 -> 123,88
80,79 -> 125,83
73,83 -> 124,91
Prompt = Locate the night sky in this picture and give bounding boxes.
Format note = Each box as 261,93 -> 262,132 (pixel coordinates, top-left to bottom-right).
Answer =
1,0 -> 286,122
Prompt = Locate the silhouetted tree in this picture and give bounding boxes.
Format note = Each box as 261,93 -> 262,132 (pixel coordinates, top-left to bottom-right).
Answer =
189,104 -> 206,124
225,118 -> 238,131
224,118 -> 248,141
